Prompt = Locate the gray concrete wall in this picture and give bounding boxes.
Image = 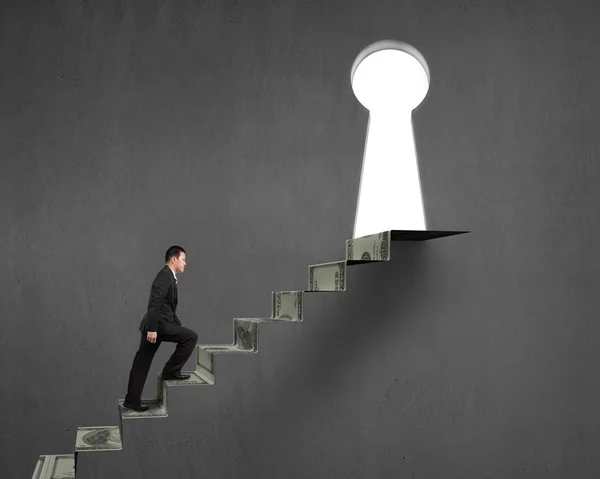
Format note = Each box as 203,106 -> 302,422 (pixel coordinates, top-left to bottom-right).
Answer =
1,1 -> 600,477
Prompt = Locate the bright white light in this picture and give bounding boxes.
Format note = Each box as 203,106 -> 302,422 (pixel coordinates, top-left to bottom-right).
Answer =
351,43 -> 430,238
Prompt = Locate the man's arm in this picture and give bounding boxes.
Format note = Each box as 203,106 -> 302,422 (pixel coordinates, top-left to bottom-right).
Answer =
146,272 -> 170,333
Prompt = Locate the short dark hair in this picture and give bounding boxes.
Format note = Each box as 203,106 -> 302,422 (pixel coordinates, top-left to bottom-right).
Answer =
165,245 -> 186,264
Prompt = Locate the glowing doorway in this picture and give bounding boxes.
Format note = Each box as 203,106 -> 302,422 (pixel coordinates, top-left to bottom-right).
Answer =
351,41 -> 430,239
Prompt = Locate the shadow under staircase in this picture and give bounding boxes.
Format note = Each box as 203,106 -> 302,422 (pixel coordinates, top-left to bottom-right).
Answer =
32,229 -> 467,479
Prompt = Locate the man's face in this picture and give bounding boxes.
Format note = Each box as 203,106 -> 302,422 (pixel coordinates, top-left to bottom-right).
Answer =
173,253 -> 186,274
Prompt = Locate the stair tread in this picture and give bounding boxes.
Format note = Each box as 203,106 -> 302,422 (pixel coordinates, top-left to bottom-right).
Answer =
75,425 -> 122,452
299,289 -> 345,292
389,229 -> 467,241
118,399 -> 167,419
33,454 -> 75,479
161,370 -> 207,386
234,317 -> 294,322
200,344 -> 253,353
308,259 -> 346,267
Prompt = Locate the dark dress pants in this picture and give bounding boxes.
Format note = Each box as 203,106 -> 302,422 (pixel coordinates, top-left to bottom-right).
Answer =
125,325 -> 198,405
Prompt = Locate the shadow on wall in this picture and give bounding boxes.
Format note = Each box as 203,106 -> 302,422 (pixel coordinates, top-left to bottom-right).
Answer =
270,240 -> 435,416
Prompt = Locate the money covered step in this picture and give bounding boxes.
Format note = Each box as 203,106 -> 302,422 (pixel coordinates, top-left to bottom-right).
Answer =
75,425 -> 122,452
32,454 -> 75,479
118,397 -> 166,420
198,344 -> 255,354
346,231 -> 391,262
308,261 -> 347,291
271,291 -> 304,321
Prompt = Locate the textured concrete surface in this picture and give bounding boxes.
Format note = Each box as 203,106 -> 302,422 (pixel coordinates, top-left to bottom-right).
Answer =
2,1 -> 600,477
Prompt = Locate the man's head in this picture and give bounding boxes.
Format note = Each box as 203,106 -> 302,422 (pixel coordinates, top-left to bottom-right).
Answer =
165,245 -> 186,274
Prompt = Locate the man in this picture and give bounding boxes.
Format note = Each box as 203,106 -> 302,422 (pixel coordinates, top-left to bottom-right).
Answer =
123,246 -> 198,412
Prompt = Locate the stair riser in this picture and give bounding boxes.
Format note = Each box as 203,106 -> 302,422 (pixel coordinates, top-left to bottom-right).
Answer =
32,455 -> 44,478
308,261 -> 346,291
117,402 -> 125,450
346,231 -> 390,261
120,408 -> 167,420
157,373 -> 166,409
197,345 -> 214,374
271,291 -> 303,321
233,319 -> 258,351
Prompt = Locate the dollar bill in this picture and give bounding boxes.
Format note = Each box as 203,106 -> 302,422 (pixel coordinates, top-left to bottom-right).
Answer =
271,291 -> 303,321
49,455 -> 75,478
309,261 -> 346,291
119,399 -> 166,419
32,455 -> 75,479
203,344 -> 242,353
346,231 -> 390,261
117,401 -> 125,449
32,456 -> 45,479
75,426 -> 122,451
194,364 -> 215,384
197,345 -> 214,373
234,319 -> 258,351
162,371 -> 205,386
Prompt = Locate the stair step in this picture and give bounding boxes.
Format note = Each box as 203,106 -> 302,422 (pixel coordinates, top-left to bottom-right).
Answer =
194,363 -> 215,384
233,318 -> 258,351
160,370 -> 207,387
308,260 -> 346,291
32,454 -> 75,479
199,344 -> 254,354
232,317 -> 301,352
236,316 -> 297,323
118,399 -> 167,420
196,346 -> 215,380
271,291 -> 303,321
389,229 -> 467,241
75,425 -> 122,452
346,230 -> 468,263
346,231 -> 390,262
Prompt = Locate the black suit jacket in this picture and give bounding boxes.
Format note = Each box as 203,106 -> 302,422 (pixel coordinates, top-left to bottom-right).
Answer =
138,265 -> 181,334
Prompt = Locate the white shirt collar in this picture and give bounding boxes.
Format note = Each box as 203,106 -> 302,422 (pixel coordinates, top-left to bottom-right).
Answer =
167,265 -> 177,283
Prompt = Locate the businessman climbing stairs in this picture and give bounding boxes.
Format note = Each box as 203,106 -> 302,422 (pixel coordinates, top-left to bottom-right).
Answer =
31,229 -> 466,479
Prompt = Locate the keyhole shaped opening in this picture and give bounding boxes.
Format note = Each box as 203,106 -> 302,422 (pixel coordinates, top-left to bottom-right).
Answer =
351,40 -> 430,238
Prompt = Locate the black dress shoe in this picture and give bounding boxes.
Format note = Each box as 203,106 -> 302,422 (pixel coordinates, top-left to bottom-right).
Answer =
161,371 -> 191,380
122,401 -> 149,412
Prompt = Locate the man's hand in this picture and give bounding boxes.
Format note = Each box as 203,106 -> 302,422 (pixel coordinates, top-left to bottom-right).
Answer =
146,331 -> 157,343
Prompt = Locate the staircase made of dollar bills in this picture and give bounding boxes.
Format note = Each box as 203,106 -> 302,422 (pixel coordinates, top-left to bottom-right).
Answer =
32,229 -> 466,479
